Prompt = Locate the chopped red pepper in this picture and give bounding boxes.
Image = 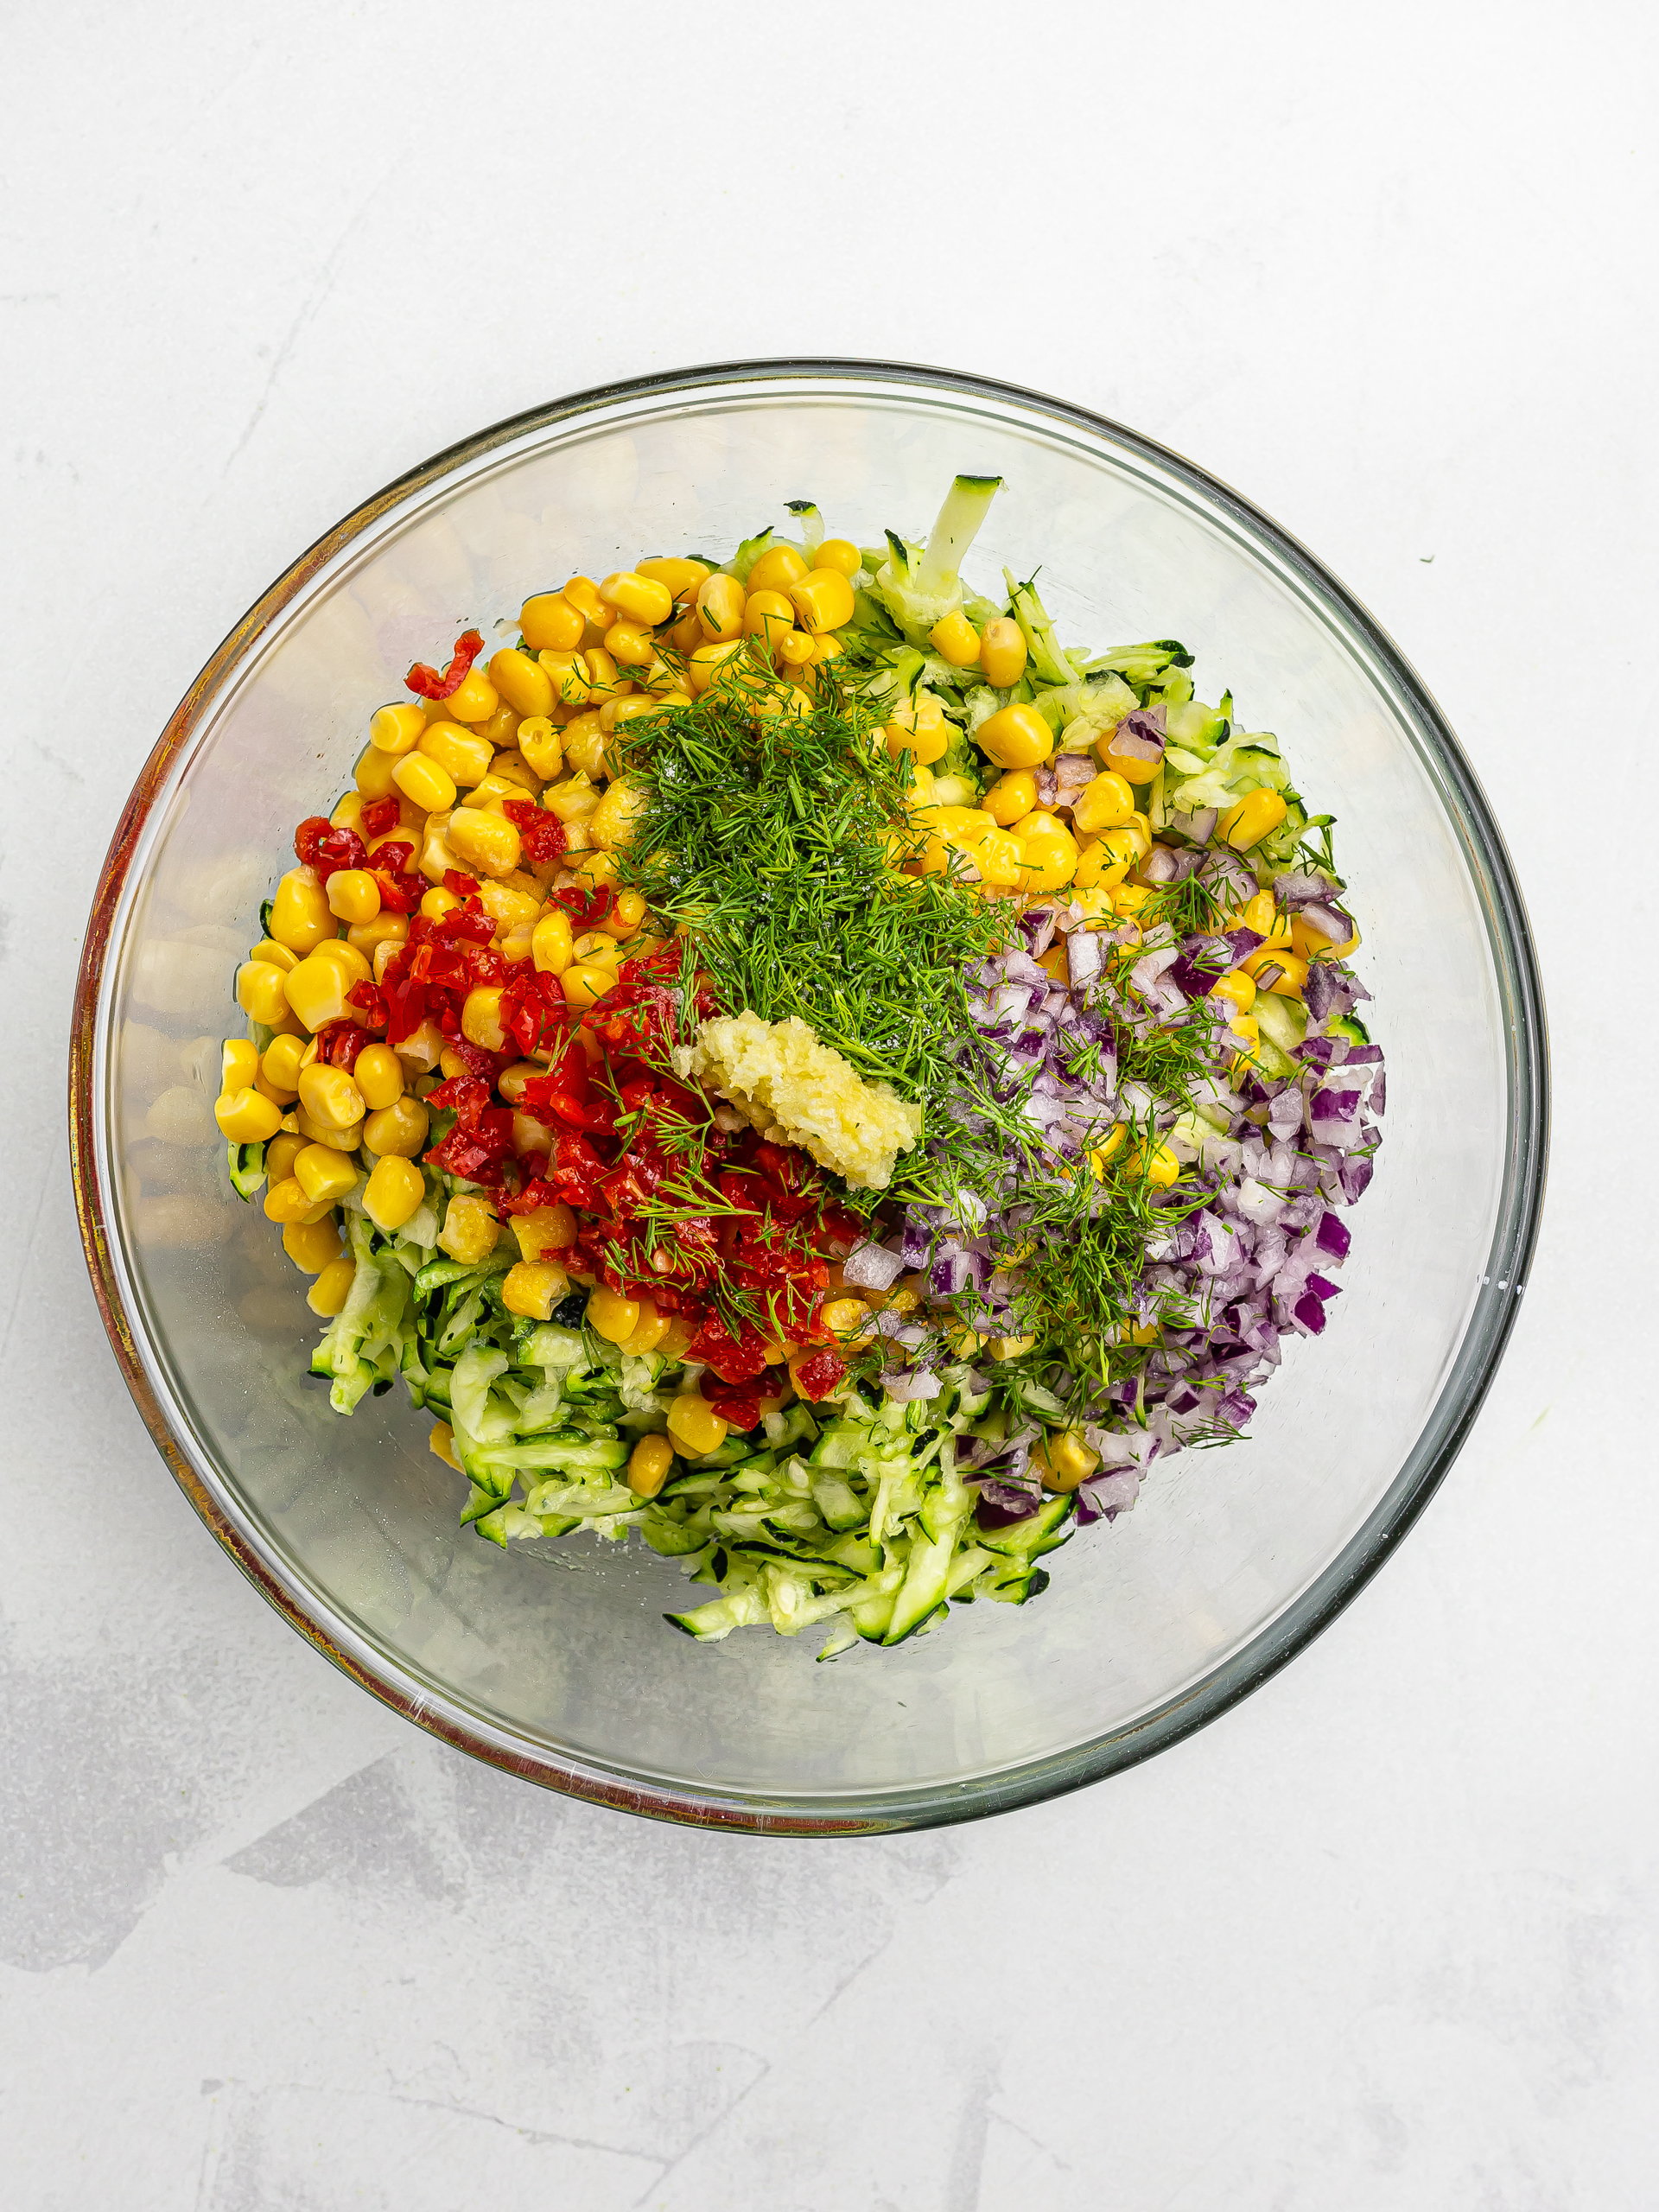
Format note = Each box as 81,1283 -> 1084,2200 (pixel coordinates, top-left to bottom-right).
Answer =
550,883 -> 615,927
443,870 -> 481,899
406,629 -> 485,702
347,980 -> 389,1029
502,798 -> 569,871
315,1020 -> 369,1071
360,795 -> 403,841
701,1376 -> 766,1433
293,817 -> 333,868
789,1347 -> 848,1402
372,868 -> 426,914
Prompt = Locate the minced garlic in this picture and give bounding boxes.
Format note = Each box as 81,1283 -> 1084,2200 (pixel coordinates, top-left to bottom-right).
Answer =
672,1010 -> 924,1192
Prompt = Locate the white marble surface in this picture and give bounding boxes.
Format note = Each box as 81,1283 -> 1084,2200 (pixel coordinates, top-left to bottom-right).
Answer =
5,3 -> 1658,2204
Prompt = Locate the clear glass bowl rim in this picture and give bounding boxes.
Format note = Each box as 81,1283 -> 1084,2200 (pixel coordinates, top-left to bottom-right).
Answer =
68,357 -> 1549,1834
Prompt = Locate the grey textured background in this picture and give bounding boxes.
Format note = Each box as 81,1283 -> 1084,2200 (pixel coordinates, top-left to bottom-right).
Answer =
5,3 -> 1657,2204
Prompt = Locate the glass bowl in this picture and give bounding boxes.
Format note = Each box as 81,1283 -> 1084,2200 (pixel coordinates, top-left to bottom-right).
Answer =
70,361 -> 1547,1833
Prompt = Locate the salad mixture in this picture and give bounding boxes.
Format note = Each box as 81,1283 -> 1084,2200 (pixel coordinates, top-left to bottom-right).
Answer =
210,478 -> 1382,1656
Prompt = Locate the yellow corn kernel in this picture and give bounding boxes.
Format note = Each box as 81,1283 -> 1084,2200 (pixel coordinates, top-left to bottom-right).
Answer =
536,650 -> 590,709
821,1295 -> 875,1344
368,702 -> 428,756
980,770 -> 1036,826
354,742 -> 401,800
477,702 -> 524,753
520,592 -> 586,652
283,1214 -> 343,1274
295,1106 -> 363,1153
232,960 -> 288,1025
1010,810 -> 1081,894
1291,912 -> 1361,963
978,616 -> 1028,689
329,791 -> 366,836
1211,969 -> 1256,1016
1072,818 -> 1151,891
418,893 -> 462,933
695,571 -> 747,642
556,715 -> 604,779
429,1421 -> 462,1471
884,716 -> 950,767
746,543 -> 810,596
280,955 -> 351,1033
418,721 -> 493,788
363,1096 -> 429,1158
214,1087 -> 283,1143
977,702 -> 1053,770
1243,948 -> 1310,999
636,556 -> 710,605
447,807 -> 522,880
268,866 -> 334,954
1070,769 -> 1137,835
266,1131 -> 305,1185
458,986 -> 505,1052
813,537 -> 861,578
322,868 -> 378,925
601,619 -> 655,669
474,883 -> 537,942
1097,721 -> 1163,788
571,931 -> 623,970
593,887 -> 647,940
689,639 -> 745,693
1229,1014 -> 1262,1065
560,575 -> 612,639
582,647 -> 629,703
598,569 -> 673,626
540,775 -> 601,824
513,1200 -> 576,1260
263,1174 -> 319,1224
622,1301 -> 671,1356
513,715 -> 563,782
359,1154 -> 423,1233
790,569 -> 856,635
499,1259 -> 570,1321
1222,788 -> 1289,851
929,608 -> 982,666
476,645 -> 547,721
438,1193 -> 499,1265
666,1391 -> 728,1457
259,1033 -> 306,1098
311,938 -> 371,982
744,588 -> 796,657
988,1334 -> 1038,1362
1088,1124 -> 1128,1177
570,842 -> 616,885
626,1432 -> 675,1498
392,752 -> 458,813
1122,1316 -> 1161,1346
588,774 -> 644,852
775,629 -> 817,672
584,1285 -> 638,1344
296,1063 -> 366,1135
444,668 -> 499,724
561,962 -> 615,1010
1138,1141 -> 1181,1190
250,938 -> 299,973
1032,1429 -> 1101,1492
291,1141 -> 358,1211
306,1255 -> 357,1318
349,1042 -> 403,1113
531,908 -> 575,976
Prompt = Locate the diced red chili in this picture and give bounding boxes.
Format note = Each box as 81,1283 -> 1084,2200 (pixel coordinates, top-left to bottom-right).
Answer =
360,795 -> 402,841
347,980 -> 389,1029
293,817 -> 333,868
443,870 -> 481,899
789,1347 -> 847,1402
315,1020 -> 369,1071
502,798 -> 569,870
406,629 -> 484,702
